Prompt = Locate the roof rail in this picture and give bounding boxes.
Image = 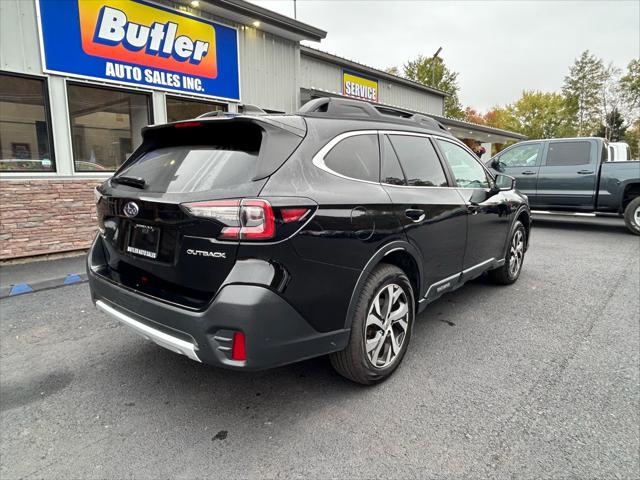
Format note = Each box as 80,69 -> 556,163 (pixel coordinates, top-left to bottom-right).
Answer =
197,104 -> 267,119
298,97 -> 449,133
239,104 -> 267,115
197,111 -> 232,118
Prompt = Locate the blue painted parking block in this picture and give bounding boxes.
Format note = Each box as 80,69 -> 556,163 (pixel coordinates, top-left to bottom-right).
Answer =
63,274 -> 83,285
9,283 -> 34,296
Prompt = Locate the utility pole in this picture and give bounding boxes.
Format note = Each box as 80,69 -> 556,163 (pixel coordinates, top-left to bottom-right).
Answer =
432,47 -> 442,87
293,0 -> 297,19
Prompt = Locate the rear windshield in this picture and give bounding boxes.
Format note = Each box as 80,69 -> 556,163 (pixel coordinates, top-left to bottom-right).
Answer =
117,146 -> 259,193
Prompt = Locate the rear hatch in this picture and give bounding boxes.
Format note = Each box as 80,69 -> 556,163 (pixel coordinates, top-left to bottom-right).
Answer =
93,115 -> 306,309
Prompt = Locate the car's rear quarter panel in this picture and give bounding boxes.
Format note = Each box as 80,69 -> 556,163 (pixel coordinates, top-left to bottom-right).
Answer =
256,119 -> 406,332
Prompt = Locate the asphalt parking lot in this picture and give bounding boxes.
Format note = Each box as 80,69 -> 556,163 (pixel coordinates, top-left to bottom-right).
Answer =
1,216 -> 638,479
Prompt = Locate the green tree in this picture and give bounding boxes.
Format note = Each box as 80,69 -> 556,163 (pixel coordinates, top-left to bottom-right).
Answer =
562,50 -> 606,135
624,120 -> 640,160
620,59 -> 640,123
403,55 -> 464,119
384,66 -> 400,76
596,109 -> 627,141
484,106 -> 520,133
509,91 -> 577,139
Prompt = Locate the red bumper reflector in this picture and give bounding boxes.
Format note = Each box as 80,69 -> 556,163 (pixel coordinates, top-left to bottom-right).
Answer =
231,331 -> 246,361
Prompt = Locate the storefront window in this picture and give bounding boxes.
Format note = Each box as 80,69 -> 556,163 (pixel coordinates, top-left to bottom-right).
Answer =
166,96 -> 226,123
67,84 -> 150,172
0,73 -> 54,172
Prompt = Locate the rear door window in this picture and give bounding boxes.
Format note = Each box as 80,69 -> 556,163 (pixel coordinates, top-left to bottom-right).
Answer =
545,141 -> 591,166
323,134 -> 379,182
117,146 -> 259,193
387,134 -> 448,187
380,135 -> 406,185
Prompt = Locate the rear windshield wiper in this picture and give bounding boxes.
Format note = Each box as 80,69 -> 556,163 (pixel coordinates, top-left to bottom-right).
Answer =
111,176 -> 147,189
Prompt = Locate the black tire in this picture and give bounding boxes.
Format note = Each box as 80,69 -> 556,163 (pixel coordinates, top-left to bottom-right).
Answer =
488,220 -> 526,285
330,263 -> 415,385
623,197 -> 640,236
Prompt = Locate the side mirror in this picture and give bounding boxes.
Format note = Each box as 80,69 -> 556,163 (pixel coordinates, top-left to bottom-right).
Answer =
494,173 -> 516,191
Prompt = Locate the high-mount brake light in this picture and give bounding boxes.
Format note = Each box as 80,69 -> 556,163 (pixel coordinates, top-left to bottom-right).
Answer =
174,121 -> 202,128
181,199 -> 276,241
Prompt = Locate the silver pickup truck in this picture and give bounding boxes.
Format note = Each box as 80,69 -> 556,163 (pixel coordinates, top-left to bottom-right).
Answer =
488,137 -> 640,234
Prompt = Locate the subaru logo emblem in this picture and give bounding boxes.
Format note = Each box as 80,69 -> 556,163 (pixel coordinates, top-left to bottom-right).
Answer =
123,201 -> 139,218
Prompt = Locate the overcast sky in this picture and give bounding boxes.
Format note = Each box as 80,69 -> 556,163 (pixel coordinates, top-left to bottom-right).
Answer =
249,0 -> 640,112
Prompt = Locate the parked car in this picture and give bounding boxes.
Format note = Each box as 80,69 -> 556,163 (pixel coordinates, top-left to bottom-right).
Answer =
88,97 -> 531,385
488,137 -> 640,235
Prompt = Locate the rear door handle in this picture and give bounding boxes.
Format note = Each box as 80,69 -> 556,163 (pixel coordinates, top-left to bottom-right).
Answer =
405,208 -> 425,222
577,170 -> 594,175
521,170 -> 536,175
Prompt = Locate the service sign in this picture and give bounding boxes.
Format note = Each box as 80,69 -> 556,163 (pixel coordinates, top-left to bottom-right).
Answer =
343,70 -> 378,102
36,0 -> 240,101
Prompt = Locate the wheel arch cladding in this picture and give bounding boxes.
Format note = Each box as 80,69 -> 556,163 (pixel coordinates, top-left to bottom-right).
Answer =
516,209 -> 531,248
622,183 -> 640,211
382,251 -> 420,309
344,241 -> 423,330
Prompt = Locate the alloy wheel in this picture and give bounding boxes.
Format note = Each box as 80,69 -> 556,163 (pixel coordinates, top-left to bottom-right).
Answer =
509,229 -> 525,277
365,283 -> 409,369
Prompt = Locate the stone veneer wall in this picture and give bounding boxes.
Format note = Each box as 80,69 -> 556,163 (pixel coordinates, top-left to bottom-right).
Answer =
0,179 -> 101,260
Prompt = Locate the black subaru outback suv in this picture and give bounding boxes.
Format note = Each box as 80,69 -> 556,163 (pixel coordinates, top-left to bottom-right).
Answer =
88,97 -> 530,385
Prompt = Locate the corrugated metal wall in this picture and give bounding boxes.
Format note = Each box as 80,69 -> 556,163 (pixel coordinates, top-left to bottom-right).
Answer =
300,55 -> 343,93
0,0 -> 43,74
378,78 -> 443,115
300,54 -> 444,115
237,27 -> 299,112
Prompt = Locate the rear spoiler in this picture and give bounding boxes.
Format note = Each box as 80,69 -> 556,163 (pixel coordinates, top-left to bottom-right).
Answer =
116,116 -> 307,181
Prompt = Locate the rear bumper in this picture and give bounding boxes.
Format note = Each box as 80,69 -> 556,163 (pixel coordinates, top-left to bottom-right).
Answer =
88,260 -> 350,371
95,299 -> 202,362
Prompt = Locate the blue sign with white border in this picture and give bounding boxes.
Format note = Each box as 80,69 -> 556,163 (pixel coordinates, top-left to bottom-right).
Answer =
36,0 -> 240,101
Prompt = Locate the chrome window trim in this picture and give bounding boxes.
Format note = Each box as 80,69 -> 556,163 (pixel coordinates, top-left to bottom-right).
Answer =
312,129 -> 465,187
311,130 -> 381,185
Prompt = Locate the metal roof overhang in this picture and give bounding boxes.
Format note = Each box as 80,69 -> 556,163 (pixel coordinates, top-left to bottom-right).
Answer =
198,0 -> 327,42
301,46 -> 448,98
432,115 -> 527,143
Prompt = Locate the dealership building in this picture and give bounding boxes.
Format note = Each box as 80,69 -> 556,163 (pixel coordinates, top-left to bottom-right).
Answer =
0,0 -> 524,260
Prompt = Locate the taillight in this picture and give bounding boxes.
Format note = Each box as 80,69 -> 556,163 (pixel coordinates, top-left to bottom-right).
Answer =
239,200 -> 275,239
281,208 -> 309,223
181,198 -> 276,241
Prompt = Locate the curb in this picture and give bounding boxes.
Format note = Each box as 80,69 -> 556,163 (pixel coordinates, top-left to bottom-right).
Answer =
0,273 -> 88,299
